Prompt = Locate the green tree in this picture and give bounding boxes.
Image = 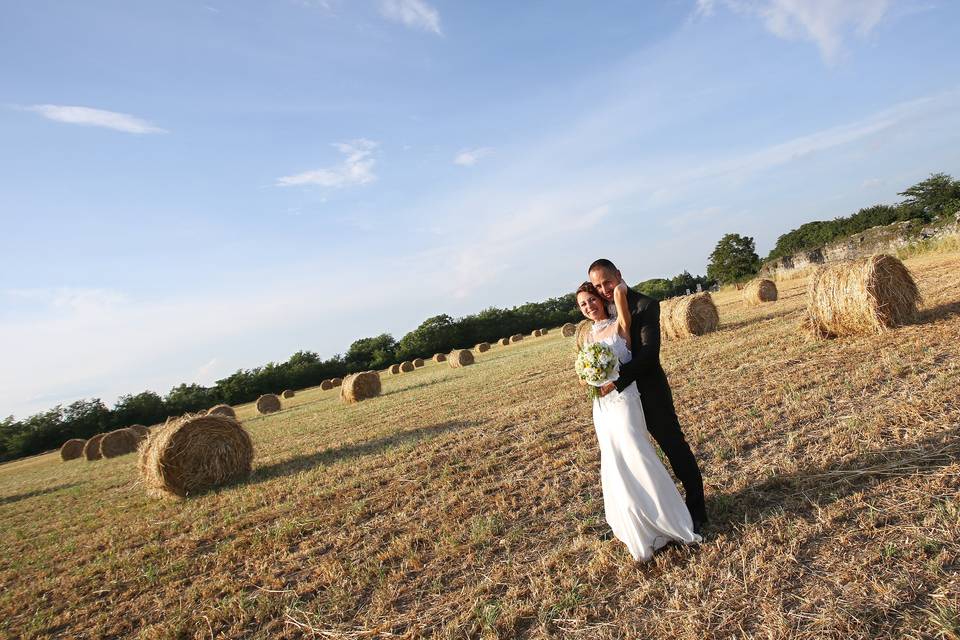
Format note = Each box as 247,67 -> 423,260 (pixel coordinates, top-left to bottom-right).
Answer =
345,334 -> 398,370
707,233 -> 760,284
112,391 -> 166,428
898,172 -> 960,218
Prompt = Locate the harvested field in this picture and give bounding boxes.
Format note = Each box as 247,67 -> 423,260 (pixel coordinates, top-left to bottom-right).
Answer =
1,252 -> 959,639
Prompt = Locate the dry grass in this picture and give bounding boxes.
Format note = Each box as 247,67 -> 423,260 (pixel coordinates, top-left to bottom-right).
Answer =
1,252 -> 959,639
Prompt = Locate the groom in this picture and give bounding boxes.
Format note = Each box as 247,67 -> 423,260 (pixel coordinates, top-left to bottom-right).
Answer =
588,258 -> 708,532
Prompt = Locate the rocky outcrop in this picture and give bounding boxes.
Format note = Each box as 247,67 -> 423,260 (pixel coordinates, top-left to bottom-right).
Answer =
761,212 -> 960,278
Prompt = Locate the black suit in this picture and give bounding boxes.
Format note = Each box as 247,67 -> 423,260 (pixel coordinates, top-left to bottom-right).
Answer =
612,288 -> 706,523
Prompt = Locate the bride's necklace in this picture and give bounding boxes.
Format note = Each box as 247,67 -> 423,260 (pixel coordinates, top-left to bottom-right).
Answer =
593,317 -> 616,331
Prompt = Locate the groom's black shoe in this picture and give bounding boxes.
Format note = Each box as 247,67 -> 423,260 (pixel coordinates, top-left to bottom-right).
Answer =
692,514 -> 709,536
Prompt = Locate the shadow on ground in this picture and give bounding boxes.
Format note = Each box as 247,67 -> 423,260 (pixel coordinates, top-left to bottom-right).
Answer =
0,482 -> 80,506
251,420 -> 477,483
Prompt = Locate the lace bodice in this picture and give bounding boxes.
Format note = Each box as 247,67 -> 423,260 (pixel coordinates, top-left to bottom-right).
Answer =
589,319 -> 632,365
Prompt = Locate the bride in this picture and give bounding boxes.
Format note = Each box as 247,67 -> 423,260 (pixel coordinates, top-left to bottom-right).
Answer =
576,281 -> 701,561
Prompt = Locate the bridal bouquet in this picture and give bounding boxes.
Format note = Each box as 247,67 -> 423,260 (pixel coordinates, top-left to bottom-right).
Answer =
575,342 -> 619,399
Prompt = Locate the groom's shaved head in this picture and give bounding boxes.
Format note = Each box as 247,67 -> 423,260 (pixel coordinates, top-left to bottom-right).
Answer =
588,259 -> 623,302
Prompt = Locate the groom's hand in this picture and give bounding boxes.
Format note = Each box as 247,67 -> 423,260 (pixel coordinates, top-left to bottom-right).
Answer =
598,382 -> 616,397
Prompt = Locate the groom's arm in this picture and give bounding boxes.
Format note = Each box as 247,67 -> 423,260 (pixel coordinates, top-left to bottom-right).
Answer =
613,300 -> 661,393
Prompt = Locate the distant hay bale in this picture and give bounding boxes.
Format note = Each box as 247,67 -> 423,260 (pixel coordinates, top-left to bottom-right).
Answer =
574,320 -> 593,350
60,438 -> 86,461
433,353 -> 447,363
510,334 -> 523,343
282,389 -> 295,398
743,279 -> 778,306
805,254 -> 920,339
320,379 -> 334,390
531,329 -> 541,337
100,428 -> 140,458
389,364 -> 401,375
138,414 -> 254,499
330,377 -> 342,387
661,292 -> 719,340
83,434 -> 105,461
475,342 -> 491,353
413,358 -> 425,367
448,349 -> 475,368
256,393 -> 281,414
498,338 -> 509,346
561,322 -> 576,338
207,404 -> 236,419
399,361 -> 415,373
340,371 -> 382,404
128,424 -> 150,442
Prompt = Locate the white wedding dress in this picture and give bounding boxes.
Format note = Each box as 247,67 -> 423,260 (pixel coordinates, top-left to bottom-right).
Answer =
588,319 -> 701,561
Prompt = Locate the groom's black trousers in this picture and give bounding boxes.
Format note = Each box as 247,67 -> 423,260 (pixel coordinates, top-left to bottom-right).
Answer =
636,373 -> 706,522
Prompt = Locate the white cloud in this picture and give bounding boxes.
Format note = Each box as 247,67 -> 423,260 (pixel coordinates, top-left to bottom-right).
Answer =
276,139 -> 378,188
453,147 -> 494,166
379,0 -> 442,35
25,104 -> 167,134
696,0 -> 892,62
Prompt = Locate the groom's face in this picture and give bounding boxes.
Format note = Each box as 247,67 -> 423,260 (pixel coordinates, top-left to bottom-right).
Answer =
589,267 -> 622,302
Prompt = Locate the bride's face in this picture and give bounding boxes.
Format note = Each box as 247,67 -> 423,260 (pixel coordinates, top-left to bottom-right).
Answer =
577,291 -> 607,321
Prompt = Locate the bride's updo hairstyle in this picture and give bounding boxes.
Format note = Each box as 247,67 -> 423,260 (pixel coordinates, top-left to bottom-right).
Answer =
576,282 -> 608,319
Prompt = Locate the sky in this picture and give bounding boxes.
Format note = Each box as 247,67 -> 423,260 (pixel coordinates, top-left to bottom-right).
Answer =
2,0 -> 959,419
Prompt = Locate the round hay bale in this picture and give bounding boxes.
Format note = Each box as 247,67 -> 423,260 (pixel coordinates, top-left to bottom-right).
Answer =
742,279 -> 778,306
207,404 -> 237,419
399,361 -> 415,373
256,393 -> 282,414
433,353 -> 447,363
561,322 -> 577,337
128,424 -> 150,442
60,438 -> 86,461
138,414 -> 254,499
540,328 -> 549,335
531,329 -> 541,337
330,377 -> 342,387
509,334 -> 523,343
475,342 -> 490,353
448,349 -> 474,368
83,433 -> 105,461
320,379 -> 333,390
660,292 -> 719,340
389,364 -> 401,375
282,389 -> 295,399
340,371 -> 381,404
100,428 -> 140,458
805,254 -> 919,339
574,319 -> 593,350
413,358 -> 425,368
498,338 -> 509,346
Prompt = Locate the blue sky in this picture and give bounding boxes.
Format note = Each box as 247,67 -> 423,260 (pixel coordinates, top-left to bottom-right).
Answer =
2,0 -> 959,418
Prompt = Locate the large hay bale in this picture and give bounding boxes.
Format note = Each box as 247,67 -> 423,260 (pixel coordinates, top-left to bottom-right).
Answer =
100,428 -> 140,458
561,322 -> 577,337
60,438 -> 86,461
340,371 -> 381,404
805,254 -> 919,339
128,424 -> 150,442
83,433 -> 105,461
139,414 -> 254,499
475,342 -> 491,353
448,349 -> 474,368
282,389 -> 295,398
660,292 -> 719,340
413,358 -> 425,368
207,404 -> 236,419
509,334 -> 523,343
498,338 -> 509,346
330,377 -> 342,387
320,379 -> 333,390
743,279 -> 778,306
256,393 -> 281,414
574,319 -> 593,350
389,364 -> 401,375
433,353 -> 447,363
399,361 -> 415,373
